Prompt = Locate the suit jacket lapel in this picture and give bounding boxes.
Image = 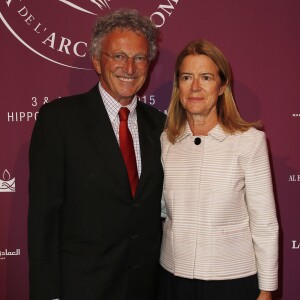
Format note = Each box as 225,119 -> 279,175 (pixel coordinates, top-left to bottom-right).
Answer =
134,103 -> 160,199
82,86 -> 131,194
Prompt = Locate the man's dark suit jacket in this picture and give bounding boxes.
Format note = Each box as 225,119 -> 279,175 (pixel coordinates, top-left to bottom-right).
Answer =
28,85 -> 166,300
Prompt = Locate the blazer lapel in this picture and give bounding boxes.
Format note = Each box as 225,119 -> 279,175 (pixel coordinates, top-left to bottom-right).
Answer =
82,86 -> 130,194
134,103 -> 160,199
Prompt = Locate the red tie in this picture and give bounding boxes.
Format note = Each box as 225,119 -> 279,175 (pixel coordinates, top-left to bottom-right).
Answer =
118,107 -> 138,196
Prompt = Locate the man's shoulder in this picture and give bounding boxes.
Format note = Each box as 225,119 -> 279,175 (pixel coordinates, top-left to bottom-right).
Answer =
136,102 -> 166,133
35,85 -> 100,127
38,85 -> 99,119
43,85 -> 98,110
137,101 -> 166,122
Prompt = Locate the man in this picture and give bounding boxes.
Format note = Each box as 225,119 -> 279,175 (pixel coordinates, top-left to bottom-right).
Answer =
28,9 -> 165,300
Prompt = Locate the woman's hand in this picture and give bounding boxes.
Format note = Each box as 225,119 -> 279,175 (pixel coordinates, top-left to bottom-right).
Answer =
257,290 -> 272,300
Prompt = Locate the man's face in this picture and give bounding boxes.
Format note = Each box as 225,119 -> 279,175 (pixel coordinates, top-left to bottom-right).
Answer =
93,29 -> 150,105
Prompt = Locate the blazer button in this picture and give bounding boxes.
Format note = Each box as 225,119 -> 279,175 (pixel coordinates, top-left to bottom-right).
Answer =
132,264 -> 140,270
132,202 -> 141,208
124,265 -> 131,271
130,234 -> 139,239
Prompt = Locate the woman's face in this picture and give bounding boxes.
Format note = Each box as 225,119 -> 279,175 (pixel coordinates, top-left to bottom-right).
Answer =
178,54 -> 226,120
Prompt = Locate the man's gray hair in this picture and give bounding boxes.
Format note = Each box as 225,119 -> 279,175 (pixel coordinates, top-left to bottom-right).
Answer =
90,8 -> 159,61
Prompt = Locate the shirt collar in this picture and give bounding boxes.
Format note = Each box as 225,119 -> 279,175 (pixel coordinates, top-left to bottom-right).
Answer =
176,122 -> 228,143
98,82 -> 137,122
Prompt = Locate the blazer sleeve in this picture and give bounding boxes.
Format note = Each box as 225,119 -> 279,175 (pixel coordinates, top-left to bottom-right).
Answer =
28,103 -> 64,300
244,131 -> 279,291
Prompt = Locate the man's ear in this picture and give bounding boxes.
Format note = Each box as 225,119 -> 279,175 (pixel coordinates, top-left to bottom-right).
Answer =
92,56 -> 101,74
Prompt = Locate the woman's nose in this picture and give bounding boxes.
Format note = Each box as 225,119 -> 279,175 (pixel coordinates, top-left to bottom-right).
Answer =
191,78 -> 202,91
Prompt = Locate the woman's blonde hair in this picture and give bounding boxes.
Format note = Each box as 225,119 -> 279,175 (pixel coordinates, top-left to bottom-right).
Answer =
166,39 -> 259,143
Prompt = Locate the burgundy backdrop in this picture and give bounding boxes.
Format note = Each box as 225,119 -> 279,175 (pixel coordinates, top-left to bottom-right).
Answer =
1,0 -> 299,299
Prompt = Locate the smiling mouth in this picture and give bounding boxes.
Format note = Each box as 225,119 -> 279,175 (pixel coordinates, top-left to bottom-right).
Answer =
118,76 -> 135,82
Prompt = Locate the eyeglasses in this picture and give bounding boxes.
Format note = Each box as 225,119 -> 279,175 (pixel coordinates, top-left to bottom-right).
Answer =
101,52 -> 149,66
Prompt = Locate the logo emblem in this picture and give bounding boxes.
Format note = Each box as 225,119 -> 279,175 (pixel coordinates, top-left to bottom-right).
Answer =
59,1 -> 111,14
0,0 -> 112,69
0,169 -> 16,192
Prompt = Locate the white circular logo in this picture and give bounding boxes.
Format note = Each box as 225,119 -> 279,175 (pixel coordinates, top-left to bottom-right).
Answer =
0,0 -> 112,69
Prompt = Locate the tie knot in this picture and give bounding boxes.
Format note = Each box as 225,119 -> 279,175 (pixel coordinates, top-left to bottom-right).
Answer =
119,107 -> 130,121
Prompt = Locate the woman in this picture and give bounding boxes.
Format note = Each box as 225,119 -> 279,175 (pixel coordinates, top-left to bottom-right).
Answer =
159,40 -> 278,300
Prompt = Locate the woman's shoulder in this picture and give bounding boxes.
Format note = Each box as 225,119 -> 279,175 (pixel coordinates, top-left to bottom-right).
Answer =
160,130 -> 173,159
160,130 -> 169,143
238,127 -> 266,141
235,127 -> 268,156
